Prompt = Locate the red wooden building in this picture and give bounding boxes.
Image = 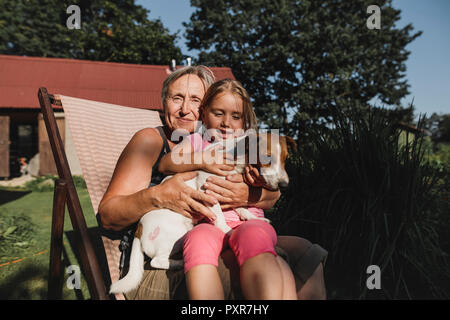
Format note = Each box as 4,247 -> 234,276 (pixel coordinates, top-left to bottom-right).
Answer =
0,55 -> 234,178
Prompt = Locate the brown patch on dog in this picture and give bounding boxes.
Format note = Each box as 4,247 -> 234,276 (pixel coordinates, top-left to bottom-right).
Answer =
258,133 -> 273,168
279,136 -> 288,166
135,222 -> 143,239
279,136 -> 297,170
285,136 -> 297,154
245,133 -> 295,168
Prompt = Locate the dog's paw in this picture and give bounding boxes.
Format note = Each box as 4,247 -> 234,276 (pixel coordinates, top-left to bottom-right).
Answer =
236,210 -> 271,224
255,217 -> 271,224
150,257 -> 170,269
235,208 -> 255,221
235,208 -> 270,223
109,282 -> 120,294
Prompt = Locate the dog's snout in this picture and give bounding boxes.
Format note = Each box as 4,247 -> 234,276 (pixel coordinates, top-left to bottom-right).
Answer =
278,181 -> 289,190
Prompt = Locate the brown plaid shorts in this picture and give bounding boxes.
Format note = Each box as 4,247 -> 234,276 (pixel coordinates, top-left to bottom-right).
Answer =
124,236 -> 327,300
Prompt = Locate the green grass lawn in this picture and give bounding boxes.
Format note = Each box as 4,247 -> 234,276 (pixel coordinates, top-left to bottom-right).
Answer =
0,185 -> 99,300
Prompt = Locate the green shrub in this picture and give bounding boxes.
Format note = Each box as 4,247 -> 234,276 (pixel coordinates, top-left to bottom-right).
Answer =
271,106 -> 450,299
24,175 -> 87,192
72,175 -> 87,189
24,175 -> 56,192
426,143 -> 450,169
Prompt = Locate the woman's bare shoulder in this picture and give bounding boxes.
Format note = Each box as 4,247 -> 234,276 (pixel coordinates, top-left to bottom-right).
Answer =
128,127 -> 163,150
104,127 -> 164,197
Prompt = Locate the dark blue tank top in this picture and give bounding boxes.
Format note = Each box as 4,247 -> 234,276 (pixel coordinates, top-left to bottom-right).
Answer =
149,126 -> 171,187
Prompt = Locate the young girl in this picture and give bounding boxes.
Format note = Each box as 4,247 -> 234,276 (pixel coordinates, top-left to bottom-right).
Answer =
158,79 -> 296,300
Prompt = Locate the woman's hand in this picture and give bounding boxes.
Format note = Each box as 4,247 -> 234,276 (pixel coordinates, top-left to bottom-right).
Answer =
202,169 -> 281,211
202,173 -> 259,210
154,171 -> 219,223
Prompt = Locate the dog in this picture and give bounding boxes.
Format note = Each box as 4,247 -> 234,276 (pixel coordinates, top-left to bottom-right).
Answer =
109,132 -> 296,294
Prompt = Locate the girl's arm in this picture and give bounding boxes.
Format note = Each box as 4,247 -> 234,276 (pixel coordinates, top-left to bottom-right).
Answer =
158,137 -> 201,174
159,138 -> 235,176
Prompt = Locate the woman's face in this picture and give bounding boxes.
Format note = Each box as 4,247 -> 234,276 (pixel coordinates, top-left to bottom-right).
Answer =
164,74 -> 206,134
202,92 -> 244,140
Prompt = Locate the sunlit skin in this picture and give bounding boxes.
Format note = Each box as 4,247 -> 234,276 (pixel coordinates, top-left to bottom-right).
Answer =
202,92 -> 245,140
164,74 -> 205,135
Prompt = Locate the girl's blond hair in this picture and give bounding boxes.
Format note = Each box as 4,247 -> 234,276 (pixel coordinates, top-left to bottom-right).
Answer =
199,79 -> 257,130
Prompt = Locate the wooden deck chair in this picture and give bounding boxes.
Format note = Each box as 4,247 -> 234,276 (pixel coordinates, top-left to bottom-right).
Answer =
38,87 -> 163,300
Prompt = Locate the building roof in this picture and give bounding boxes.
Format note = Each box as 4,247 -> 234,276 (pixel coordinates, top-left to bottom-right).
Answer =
0,55 -> 234,110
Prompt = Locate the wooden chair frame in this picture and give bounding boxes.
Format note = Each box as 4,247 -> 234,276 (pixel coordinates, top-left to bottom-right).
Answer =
38,87 -> 110,300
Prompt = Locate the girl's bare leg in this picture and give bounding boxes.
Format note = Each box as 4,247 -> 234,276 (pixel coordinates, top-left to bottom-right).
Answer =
186,264 -> 224,300
239,253 -> 284,300
276,256 -> 298,300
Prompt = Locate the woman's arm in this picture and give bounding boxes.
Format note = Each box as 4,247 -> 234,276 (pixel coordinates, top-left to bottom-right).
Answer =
98,128 -> 218,231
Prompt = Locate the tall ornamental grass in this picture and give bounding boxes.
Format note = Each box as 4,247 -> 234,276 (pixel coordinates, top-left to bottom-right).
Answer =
271,106 -> 450,299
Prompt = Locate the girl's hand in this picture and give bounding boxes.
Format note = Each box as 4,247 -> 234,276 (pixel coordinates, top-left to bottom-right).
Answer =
243,165 -> 267,187
201,145 -> 235,176
202,174 -> 262,210
203,163 -> 236,176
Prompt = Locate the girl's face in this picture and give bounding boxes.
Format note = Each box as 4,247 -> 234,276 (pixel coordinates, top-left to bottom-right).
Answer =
202,92 -> 245,140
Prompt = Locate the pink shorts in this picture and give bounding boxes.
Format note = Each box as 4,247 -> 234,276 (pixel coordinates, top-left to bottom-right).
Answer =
183,219 -> 277,273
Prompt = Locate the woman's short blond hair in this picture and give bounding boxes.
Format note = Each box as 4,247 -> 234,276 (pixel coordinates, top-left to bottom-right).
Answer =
161,65 -> 216,110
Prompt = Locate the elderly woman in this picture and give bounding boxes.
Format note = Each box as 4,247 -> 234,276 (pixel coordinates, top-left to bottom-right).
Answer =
98,66 -> 327,300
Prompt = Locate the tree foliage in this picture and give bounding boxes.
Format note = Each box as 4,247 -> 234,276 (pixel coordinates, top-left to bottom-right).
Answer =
185,0 -> 421,136
0,0 -> 183,65
423,113 -> 450,144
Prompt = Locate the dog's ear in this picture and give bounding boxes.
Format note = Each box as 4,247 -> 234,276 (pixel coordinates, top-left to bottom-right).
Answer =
285,136 -> 297,155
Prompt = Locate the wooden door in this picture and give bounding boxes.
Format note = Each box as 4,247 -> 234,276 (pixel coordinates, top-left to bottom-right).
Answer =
0,116 -> 10,178
38,113 -> 65,176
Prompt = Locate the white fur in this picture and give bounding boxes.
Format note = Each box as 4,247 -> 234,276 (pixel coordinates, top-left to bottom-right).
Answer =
109,134 -> 286,294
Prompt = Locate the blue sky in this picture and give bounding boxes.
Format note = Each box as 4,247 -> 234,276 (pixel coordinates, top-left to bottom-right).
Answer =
137,0 -> 449,117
